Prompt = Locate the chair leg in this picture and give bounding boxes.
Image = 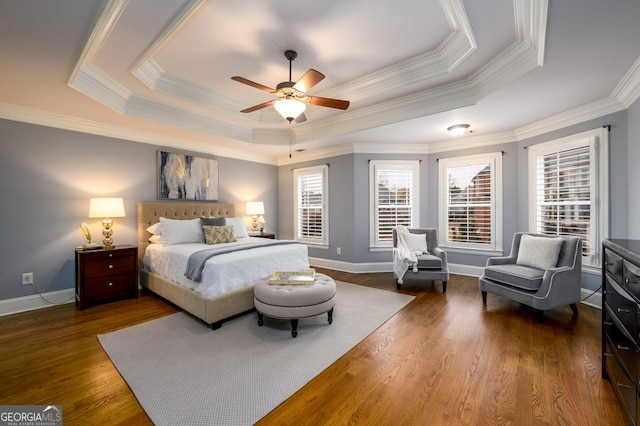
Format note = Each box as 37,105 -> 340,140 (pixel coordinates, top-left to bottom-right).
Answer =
570,303 -> 579,315
535,309 -> 544,323
396,280 -> 402,290
481,291 -> 487,304
442,281 -> 447,293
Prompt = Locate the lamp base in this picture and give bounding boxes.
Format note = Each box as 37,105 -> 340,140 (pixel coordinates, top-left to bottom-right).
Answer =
102,218 -> 115,249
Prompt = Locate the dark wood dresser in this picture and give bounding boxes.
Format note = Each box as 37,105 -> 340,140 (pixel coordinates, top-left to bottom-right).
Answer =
602,239 -> 640,424
75,245 -> 138,309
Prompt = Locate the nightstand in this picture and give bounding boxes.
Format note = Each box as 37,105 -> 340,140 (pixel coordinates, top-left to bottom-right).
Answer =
248,232 -> 276,239
75,245 -> 138,309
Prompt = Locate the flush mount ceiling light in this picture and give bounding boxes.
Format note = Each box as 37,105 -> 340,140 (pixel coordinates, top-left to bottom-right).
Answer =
447,124 -> 470,136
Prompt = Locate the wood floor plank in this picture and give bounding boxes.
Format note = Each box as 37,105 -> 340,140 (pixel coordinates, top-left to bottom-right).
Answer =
0,270 -> 632,425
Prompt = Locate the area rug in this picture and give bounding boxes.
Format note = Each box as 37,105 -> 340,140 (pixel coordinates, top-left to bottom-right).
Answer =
98,281 -> 414,426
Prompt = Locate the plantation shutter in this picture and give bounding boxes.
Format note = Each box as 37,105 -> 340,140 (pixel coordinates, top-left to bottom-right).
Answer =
446,163 -> 493,245
535,145 -> 592,258
294,165 -> 328,245
373,163 -> 418,244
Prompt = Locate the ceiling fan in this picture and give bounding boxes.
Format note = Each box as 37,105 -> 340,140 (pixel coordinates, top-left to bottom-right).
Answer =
231,50 -> 349,123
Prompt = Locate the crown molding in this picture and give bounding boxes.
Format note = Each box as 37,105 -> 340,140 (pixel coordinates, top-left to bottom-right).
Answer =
67,0 -> 128,85
514,96 -> 627,141
294,80 -> 478,143
0,103 -> 276,165
612,55 -> 640,108
71,64 -> 130,113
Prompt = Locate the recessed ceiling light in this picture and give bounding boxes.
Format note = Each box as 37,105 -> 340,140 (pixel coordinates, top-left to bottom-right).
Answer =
447,124 -> 470,136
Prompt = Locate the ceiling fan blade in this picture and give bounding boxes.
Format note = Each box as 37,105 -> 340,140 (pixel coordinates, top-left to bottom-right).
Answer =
240,100 -> 275,113
293,69 -> 325,93
309,96 -> 350,110
231,76 -> 275,93
295,113 -> 307,123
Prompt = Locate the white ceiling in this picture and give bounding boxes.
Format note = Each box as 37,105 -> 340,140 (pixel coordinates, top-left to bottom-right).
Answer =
1,0 -> 640,165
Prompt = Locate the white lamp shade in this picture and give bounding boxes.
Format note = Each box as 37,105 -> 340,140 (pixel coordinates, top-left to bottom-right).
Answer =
274,99 -> 306,121
245,201 -> 265,216
89,198 -> 126,218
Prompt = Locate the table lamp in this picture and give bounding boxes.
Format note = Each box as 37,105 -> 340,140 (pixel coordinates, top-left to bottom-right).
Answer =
246,201 -> 265,232
89,197 -> 126,249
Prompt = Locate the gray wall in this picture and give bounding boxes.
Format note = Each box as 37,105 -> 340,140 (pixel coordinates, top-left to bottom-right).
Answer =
0,119 -> 277,301
278,108 -> 635,293
1,95 -> 638,303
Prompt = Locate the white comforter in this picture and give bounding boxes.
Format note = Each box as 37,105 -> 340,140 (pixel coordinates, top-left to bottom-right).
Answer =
144,237 -> 310,297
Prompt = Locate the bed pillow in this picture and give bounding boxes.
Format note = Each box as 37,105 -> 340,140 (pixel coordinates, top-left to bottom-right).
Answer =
200,216 -> 226,227
148,234 -> 165,244
516,234 -> 564,270
146,222 -> 162,235
203,225 -> 237,245
225,216 -> 249,238
405,232 -> 429,254
159,217 -> 204,245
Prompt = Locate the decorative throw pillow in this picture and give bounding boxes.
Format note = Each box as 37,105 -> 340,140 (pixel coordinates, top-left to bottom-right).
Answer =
516,234 -> 564,270
203,225 -> 237,245
405,232 -> 429,254
159,217 -> 204,245
224,216 -> 249,238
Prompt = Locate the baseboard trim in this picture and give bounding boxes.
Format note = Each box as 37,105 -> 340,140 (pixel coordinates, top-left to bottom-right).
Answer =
0,289 -> 76,317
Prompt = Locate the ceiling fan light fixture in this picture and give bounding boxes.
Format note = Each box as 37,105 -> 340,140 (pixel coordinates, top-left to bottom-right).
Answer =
274,99 -> 306,122
447,124 -> 470,136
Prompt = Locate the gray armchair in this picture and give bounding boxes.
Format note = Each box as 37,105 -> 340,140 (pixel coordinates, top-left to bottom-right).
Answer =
479,232 -> 582,322
392,228 -> 449,292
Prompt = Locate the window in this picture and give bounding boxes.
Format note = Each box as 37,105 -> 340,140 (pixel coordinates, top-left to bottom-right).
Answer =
294,165 -> 328,246
528,128 -> 608,269
438,152 -> 502,253
369,160 -> 420,249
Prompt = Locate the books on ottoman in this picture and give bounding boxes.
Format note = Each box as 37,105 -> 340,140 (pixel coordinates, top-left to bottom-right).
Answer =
269,269 -> 316,285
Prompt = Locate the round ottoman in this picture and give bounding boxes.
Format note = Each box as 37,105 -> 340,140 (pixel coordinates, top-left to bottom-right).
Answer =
254,273 -> 336,337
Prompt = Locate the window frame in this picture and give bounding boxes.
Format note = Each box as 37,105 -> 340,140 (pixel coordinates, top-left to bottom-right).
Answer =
527,127 -> 608,271
369,160 -> 420,250
438,152 -> 503,255
293,164 -> 329,247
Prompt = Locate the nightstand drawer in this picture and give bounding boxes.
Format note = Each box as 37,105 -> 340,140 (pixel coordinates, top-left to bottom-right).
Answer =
75,245 -> 138,309
83,255 -> 135,279
83,274 -> 135,298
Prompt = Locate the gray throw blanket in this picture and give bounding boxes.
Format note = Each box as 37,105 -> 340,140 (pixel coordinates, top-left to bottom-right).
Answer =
184,240 -> 301,282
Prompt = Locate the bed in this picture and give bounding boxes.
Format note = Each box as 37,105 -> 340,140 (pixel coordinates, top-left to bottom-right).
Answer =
137,201 -> 310,329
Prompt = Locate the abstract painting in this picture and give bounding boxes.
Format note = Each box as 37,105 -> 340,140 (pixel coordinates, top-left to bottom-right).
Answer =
158,151 -> 219,200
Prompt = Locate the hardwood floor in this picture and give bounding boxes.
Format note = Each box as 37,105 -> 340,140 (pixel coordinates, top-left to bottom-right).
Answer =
0,270 -> 630,425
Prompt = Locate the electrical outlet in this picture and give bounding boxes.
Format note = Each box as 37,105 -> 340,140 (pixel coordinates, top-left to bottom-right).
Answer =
22,272 -> 33,285
337,247 -> 341,255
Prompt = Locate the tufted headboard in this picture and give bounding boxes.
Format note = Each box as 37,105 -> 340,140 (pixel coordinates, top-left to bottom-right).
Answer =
137,201 -> 236,267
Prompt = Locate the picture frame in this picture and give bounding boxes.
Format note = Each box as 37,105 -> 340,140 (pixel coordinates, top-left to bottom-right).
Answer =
157,150 -> 219,200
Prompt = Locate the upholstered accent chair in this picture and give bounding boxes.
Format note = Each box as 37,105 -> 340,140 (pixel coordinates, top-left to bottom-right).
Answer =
479,232 -> 582,322
392,228 -> 449,292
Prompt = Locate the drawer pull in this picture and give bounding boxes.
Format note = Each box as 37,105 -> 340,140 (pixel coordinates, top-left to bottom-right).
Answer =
617,345 -> 631,351
108,264 -> 114,269
626,278 -> 639,285
109,253 -> 113,258
618,383 -> 632,389
604,321 -> 613,326
604,352 -> 614,357
108,282 -> 113,287
618,308 -> 631,314
606,262 -> 614,266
